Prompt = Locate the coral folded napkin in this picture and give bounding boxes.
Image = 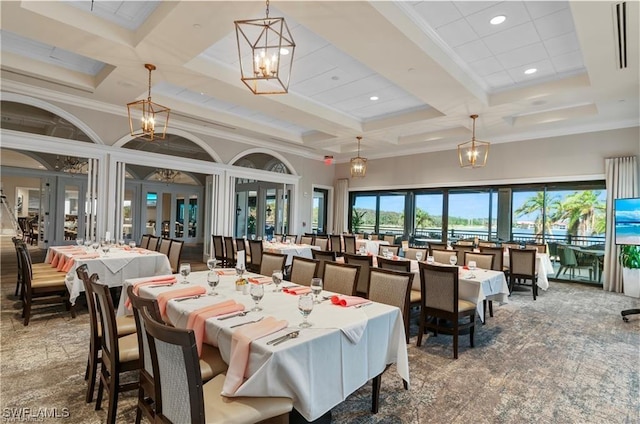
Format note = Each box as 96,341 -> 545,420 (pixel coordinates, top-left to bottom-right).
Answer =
61,254 -> 100,272
248,277 -> 271,284
157,286 -> 206,317
222,316 -> 288,396
331,295 -> 370,307
216,270 -> 236,276
186,300 -> 245,356
124,276 -> 177,309
283,286 -> 312,295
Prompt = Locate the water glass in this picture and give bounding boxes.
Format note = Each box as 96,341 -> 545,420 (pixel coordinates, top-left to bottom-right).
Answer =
207,258 -> 218,270
449,255 -> 457,266
179,263 -> 191,284
359,246 -> 366,255
76,238 -> 83,247
310,278 -> 323,304
207,271 -> 220,295
415,252 -> 423,261
129,241 -> 136,249
426,255 -> 434,264
101,244 -> 110,256
235,265 -> 246,278
469,261 -> 477,271
250,283 -> 264,311
272,270 -> 283,292
298,294 -> 314,328
118,239 -> 125,247
91,241 -> 99,252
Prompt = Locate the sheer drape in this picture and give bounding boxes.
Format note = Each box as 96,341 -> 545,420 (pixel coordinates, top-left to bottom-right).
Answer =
603,156 -> 638,292
333,179 -> 349,234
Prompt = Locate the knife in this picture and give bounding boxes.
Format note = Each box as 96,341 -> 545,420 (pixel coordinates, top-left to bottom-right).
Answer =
230,317 -> 264,328
266,331 -> 297,345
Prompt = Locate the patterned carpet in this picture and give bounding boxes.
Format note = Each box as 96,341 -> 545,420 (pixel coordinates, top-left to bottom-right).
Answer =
1,238 -> 639,423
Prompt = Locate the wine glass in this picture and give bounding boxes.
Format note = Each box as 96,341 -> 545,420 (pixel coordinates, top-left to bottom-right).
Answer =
426,255 -> 434,264
298,294 -> 314,328
359,245 -> 366,255
118,239 -> 125,247
179,263 -> 191,284
101,243 -> 110,257
235,264 -> 246,279
129,241 -> 136,249
250,283 -> 264,311
207,271 -> 220,295
91,241 -> 99,252
415,251 -> 423,261
272,270 -> 283,292
310,278 -> 323,304
382,248 -> 389,258
449,255 -> 457,266
207,257 -> 218,270
76,238 -> 83,247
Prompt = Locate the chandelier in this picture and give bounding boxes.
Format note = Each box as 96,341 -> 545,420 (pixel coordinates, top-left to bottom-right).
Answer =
55,156 -> 87,174
127,64 -> 170,141
154,168 -> 180,183
234,0 -> 296,94
350,136 -> 367,178
458,114 -> 490,168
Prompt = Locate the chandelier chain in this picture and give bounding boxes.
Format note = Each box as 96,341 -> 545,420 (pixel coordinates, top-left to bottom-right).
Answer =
147,66 -> 152,100
265,0 -> 270,18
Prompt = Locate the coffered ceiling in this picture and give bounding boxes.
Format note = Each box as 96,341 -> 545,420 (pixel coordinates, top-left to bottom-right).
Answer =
1,1 -> 638,162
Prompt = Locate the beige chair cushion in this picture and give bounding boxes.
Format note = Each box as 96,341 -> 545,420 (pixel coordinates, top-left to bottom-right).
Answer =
31,278 -> 66,289
458,299 -> 476,312
118,333 -> 139,363
203,374 -> 292,424
200,344 -> 228,381
115,315 -> 137,336
410,289 -> 421,303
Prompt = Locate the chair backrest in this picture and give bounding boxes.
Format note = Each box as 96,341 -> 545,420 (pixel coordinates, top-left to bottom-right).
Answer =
235,238 -> 246,252
453,245 -> 474,265
558,244 -> 577,266
377,256 -> 412,272
140,308 -> 204,424
300,235 -> 314,245
464,252 -> 494,270
260,252 -> 287,275
127,285 -> 163,379
311,250 -> 336,279
224,237 -> 236,263
147,236 -> 161,251
273,234 -> 284,243
343,253 -> 373,295
329,235 -> 343,254
378,245 -> 400,256
158,238 -> 172,255
383,234 -> 396,244
212,235 -> 225,262
431,249 -> 458,265
502,242 -> 521,251
405,247 -> 427,260
419,262 -> 459,313
314,237 -> 329,251
368,268 -> 413,337
343,235 -> 357,254
289,257 -> 319,286
88,275 -> 120,367
248,240 -> 263,269
525,243 -> 547,254
75,264 -> 99,350
455,240 -> 474,246
286,235 -> 298,244
140,235 -> 151,249
478,241 -> 497,248
168,239 -> 184,274
428,242 -> 448,254
509,248 -> 536,277
479,246 -> 504,271
322,261 -> 360,296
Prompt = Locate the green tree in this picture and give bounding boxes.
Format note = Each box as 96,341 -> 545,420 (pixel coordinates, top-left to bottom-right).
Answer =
352,209 -> 367,233
558,190 -> 605,237
415,208 -> 435,228
514,192 -> 561,237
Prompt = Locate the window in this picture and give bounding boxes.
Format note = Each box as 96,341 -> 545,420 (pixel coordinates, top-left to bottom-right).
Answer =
414,193 -> 444,243
352,195 -> 376,234
447,190 -> 494,242
378,195 -> 405,236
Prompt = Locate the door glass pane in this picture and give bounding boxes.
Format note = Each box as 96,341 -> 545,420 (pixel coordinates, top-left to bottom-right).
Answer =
447,191 -> 491,242
175,194 -> 185,239
512,190 -> 545,243
123,189 -> 134,241
265,189 -> 276,239
414,193 -> 444,244
188,194 -> 198,237
352,195 -> 376,234
248,191 -> 257,238
64,185 -> 79,241
379,195 -> 405,238
313,189 -> 327,234
146,192 -> 157,235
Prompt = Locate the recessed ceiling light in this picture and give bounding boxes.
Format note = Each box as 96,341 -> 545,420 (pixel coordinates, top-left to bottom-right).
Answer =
331,76 -> 340,81
524,68 -> 537,75
370,96 -> 379,101
280,48 -> 289,55
490,15 -> 506,25
193,24 -> 201,29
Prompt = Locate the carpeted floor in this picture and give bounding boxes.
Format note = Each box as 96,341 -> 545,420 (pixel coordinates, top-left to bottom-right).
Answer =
1,236 -> 639,423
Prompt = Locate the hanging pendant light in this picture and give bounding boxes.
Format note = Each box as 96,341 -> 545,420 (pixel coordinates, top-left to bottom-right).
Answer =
234,0 -> 296,94
127,64 -> 170,141
350,136 -> 367,178
458,114 -> 490,168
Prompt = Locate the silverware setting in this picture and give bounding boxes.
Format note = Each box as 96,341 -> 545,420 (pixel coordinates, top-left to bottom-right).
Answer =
230,316 -> 264,328
218,311 -> 250,320
175,295 -> 202,302
147,283 -> 175,288
266,331 -> 300,345
272,331 -> 299,346
354,302 -> 373,309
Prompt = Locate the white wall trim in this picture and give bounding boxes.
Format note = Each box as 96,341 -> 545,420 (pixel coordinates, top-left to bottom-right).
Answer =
311,184 -> 334,234
227,148 -> 299,176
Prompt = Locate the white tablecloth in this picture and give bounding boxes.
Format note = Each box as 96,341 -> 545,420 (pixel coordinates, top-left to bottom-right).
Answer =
356,239 -> 389,255
127,270 -> 409,421
504,251 -> 554,290
45,246 -> 172,306
263,242 -> 319,266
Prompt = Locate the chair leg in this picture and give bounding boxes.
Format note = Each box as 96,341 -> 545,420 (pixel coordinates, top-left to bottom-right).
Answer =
403,379 -> 409,390
86,352 -> 98,403
453,327 -> 459,360
371,373 -> 382,414
482,300 -> 487,323
470,318 -> 475,348
416,311 -> 425,347
135,390 -> 143,424
23,298 -> 31,326
489,300 -> 494,317
106,372 -> 119,424
95,376 -> 104,411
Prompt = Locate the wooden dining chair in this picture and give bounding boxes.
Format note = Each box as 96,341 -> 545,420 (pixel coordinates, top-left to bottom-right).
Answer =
247,240 -> 263,272
311,250 -> 336,279
525,243 -> 547,253
508,248 -> 538,300
224,236 -> 236,267
167,239 -> 183,274
300,235 -> 314,245
322,261 -> 360,296
368,268 -> 414,343
147,236 -> 161,251
417,262 -> 476,359
212,235 -> 226,266
139,235 -> 151,249
343,253 -> 373,296
259,252 -> 287,276
158,238 -> 172,256
431,249 -> 458,265
453,244 -> 474,265
289,256 -> 320,286
428,242 -> 447,254
463,252 -> 494,270
378,245 -> 400,256
405,247 -> 427,260
343,235 -> 357,254
139,308 -> 293,424
329,234 -> 343,256
377,256 -> 411,273
314,236 -> 329,251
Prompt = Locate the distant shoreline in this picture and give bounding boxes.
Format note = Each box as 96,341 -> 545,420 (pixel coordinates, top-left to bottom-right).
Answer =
617,235 -> 640,245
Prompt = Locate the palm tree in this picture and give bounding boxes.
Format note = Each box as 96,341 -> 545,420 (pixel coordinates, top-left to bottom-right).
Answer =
514,192 -> 561,239
415,208 -> 435,229
558,191 -> 605,237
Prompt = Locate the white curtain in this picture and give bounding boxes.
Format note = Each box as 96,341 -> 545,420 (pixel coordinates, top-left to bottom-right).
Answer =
333,179 -> 349,234
603,156 -> 638,292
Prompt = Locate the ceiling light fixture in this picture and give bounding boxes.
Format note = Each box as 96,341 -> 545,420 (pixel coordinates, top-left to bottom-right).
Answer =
350,136 -> 367,178
55,156 -> 87,174
127,64 -> 171,141
370,96 -> 379,101
524,68 -> 537,75
490,15 -> 506,25
234,0 -> 296,95
154,168 -> 180,183
458,114 -> 490,169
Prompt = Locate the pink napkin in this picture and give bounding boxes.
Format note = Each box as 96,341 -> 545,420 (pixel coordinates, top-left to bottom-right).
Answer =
283,286 -> 312,295
124,276 -> 177,309
186,300 -> 245,356
51,252 -> 61,268
62,254 -> 100,272
331,295 -> 370,307
216,270 -> 236,276
157,286 -> 207,317
222,316 -> 288,395
248,277 -> 272,284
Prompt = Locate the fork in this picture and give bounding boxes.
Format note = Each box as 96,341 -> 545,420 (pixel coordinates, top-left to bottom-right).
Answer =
175,295 -> 202,302
230,316 -> 264,328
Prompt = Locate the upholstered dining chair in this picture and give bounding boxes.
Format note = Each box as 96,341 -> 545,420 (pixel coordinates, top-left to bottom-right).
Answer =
300,235 -> 314,245
417,262 -> 476,359
247,240 -> 263,272
428,242 -> 448,254
463,252 -> 494,270
311,250 -> 336,279
453,244 -> 474,265
322,261 -> 360,296
286,234 -> 298,244
289,256 -> 319,286
12,237 -> 62,297
147,236 -> 161,251
139,308 -> 293,424
329,234 -> 343,256
431,249 -> 458,265
378,245 -> 401,256
224,236 -> 236,267
212,235 -> 226,266
88,277 -> 140,424
343,253 -> 373,296
479,246 -> 506,319
343,235 -> 357,254
139,234 -> 151,249
383,234 -> 397,244
167,239 -> 184,274
368,268 -> 414,343
508,248 -> 538,300
314,236 -> 329,251
525,243 -> 547,253
158,238 -> 172,256
405,247 -> 427,261
259,252 -> 287,276
377,256 -> 412,273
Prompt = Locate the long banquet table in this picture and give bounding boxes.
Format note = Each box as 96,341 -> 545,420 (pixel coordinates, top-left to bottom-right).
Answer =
262,241 -> 319,266
123,270 -> 409,421
45,245 -> 172,306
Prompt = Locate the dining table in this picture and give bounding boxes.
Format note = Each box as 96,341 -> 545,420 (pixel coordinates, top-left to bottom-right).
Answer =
503,250 -> 554,290
356,239 -> 390,255
45,244 -> 172,306
122,269 -> 409,421
262,241 -> 320,266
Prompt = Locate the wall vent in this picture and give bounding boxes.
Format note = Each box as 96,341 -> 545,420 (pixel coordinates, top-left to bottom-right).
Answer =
613,2 -> 628,69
